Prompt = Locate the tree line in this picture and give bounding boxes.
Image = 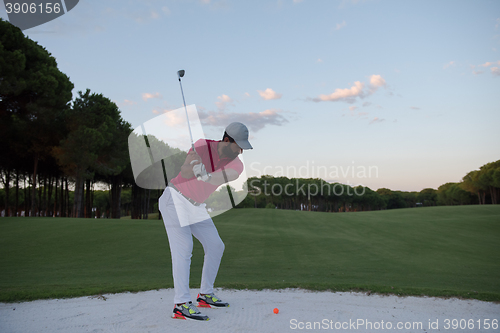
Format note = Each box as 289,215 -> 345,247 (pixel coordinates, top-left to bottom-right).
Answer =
234,159 -> 499,212
0,19 -> 161,219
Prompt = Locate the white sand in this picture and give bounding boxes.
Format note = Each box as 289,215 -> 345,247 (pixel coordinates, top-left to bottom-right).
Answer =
1,289 -> 499,333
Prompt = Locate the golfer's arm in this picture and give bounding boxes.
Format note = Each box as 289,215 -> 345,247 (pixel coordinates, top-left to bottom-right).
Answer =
207,169 -> 239,186
180,162 -> 195,178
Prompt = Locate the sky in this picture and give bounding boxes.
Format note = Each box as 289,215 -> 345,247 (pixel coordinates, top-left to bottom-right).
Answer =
2,0 -> 499,192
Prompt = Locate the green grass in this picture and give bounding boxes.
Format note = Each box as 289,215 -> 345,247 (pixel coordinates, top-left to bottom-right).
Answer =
1,205 -> 499,302
120,213 -> 160,220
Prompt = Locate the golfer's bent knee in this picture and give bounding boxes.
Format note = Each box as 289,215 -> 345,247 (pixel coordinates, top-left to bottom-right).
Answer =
216,240 -> 225,257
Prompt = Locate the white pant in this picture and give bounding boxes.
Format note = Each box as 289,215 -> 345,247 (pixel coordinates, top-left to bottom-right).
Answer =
159,187 -> 225,304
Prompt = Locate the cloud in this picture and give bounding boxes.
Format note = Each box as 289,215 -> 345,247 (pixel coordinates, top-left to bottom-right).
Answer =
317,58 -> 323,63
313,81 -> 365,103
346,109 -> 369,118
258,88 -> 283,100
480,62 -> 494,67
410,106 -> 420,110
334,21 -> 346,31
142,92 -> 162,102
443,61 -> 455,69
215,94 -> 235,110
311,74 -> 387,103
479,61 -> 500,67
158,109 -> 189,127
472,60 -> 500,76
362,102 -> 372,107
150,11 -> 160,19
198,109 -> 289,132
369,117 -> 385,125
369,74 -> 386,93
116,99 -> 137,107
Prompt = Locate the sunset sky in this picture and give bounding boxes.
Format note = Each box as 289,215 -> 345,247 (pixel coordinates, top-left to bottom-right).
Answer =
3,0 -> 499,191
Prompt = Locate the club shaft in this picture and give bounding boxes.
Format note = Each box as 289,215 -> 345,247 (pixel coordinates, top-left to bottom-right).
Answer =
178,78 -> 196,153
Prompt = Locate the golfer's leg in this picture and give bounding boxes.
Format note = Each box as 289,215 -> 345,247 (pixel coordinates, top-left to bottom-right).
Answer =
159,190 -> 194,304
165,225 -> 194,304
190,218 -> 225,295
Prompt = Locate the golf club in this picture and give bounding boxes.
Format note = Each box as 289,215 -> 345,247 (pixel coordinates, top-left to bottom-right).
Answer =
177,69 -> 196,154
177,69 -> 205,181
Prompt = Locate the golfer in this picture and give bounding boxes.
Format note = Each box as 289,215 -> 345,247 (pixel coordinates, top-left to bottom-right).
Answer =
159,122 -> 252,321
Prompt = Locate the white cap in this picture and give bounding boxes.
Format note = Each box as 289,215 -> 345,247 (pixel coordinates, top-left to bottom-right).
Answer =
225,122 -> 253,150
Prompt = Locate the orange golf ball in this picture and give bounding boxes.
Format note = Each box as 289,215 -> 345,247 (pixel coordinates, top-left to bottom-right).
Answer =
273,308 -> 279,314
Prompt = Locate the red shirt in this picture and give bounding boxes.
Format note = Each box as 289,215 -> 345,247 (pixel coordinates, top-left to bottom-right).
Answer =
171,139 -> 244,203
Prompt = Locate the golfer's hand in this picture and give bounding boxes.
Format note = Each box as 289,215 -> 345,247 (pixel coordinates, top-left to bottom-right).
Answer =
181,151 -> 201,179
186,151 -> 201,166
193,163 -> 211,182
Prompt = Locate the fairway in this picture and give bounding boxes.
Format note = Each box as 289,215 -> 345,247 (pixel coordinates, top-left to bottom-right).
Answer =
1,205 -> 499,302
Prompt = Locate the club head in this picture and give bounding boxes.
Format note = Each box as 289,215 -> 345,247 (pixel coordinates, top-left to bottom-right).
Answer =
177,70 -> 185,79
